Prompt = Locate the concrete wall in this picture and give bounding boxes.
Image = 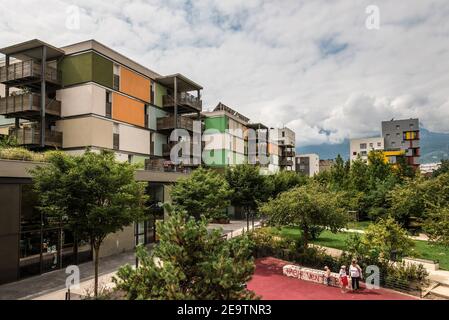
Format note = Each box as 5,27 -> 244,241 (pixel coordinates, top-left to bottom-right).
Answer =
56,116 -> 113,149
57,83 -> 106,117
99,225 -> 135,258
118,124 -> 151,155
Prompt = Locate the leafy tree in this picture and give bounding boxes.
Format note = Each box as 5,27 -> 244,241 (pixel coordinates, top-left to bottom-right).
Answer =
348,156 -> 369,192
170,167 -> 232,220
225,164 -> 271,225
361,216 -> 414,261
329,154 -> 349,189
432,159 -> 449,178
31,150 -> 147,297
0,134 -> 18,148
259,182 -> 347,249
114,208 -> 257,300
367,150 -> 393,184
270,170 -> 308,198
387,178 -> 425,228
394,156 -> 416,180
424,207 -> 449,247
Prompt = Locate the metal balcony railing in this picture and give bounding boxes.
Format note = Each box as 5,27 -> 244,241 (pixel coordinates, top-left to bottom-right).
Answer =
157,115 -> 194,132
9,126 -> 62,148
0,60 -> 61,85
0,94 -> 61,118
162,93 -> 202,111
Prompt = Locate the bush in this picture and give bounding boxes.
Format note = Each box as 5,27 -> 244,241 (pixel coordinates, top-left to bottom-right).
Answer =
0,147 -> 46,162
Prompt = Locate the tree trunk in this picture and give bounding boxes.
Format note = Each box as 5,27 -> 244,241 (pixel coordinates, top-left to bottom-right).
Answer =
94,244 -> 100,298
302,225 -> 309,249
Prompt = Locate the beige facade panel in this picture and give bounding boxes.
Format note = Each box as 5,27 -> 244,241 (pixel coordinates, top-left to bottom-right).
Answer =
56,116 -> 113,149
100,225 -> 135,258
118,124 -> 151,155
57,83 -> 106,117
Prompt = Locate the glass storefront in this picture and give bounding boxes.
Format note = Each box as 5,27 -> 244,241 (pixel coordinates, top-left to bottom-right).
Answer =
19,184 -> 92,280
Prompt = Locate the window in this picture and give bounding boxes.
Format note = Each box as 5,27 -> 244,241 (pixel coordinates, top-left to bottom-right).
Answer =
396,125 -> 400,129
128,154 -> 133,163
377,142 -> 381,147
369,143 -> 373,148
360,143 -> 367,149
105,91 -> 112,118
391,141 -> 396,146
352,152 -> 357,156
150,82 -> 155,102
113,123 -> 120,150
144,104 -> 149,128
361,151 -> 367,156
113,64 -> 120,91
282,131 -> 285,137
410,123 -> 414,128
396,132 -> 400,137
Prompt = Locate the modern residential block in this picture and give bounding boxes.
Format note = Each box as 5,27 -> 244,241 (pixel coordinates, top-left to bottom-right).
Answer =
295,153 -> 319,177
350,136 -> 384,162
382,118 -> 420,168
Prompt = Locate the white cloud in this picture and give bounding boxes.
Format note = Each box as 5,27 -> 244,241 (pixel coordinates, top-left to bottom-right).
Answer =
1,0 -> 448,147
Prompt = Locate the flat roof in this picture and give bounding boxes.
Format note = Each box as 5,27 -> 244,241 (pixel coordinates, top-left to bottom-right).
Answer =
156,73 -> 203,91
0,39 -> 65,60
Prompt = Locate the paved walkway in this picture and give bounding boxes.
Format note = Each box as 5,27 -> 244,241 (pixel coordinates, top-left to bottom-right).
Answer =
248,257 -> 417,300
341,227 -> 429,241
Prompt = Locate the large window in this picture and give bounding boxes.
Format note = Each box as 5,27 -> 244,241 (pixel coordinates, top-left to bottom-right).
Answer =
113,64 -> 120,91
106,91 -> 112,118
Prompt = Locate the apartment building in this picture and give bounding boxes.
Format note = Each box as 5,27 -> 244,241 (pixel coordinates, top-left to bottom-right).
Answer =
202,103 -> 295,173
350,136 -> 384,163
382,118 -> 420,168
269,127 -> 296,171
295,153 -> 319,177
319,159 -> 335,172
0,39 -> 204,285
0,39 -> 202,171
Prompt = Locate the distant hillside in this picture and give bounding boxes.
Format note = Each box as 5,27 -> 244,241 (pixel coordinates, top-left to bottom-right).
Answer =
297,128 -> 449,164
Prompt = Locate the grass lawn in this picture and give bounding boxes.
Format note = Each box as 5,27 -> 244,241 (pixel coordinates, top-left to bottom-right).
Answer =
276,227 -> 449,270
346,221 -> 372,230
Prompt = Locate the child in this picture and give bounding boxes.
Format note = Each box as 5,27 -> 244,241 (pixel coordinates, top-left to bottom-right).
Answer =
324,266 -> 331,286
339,265 -> 349,293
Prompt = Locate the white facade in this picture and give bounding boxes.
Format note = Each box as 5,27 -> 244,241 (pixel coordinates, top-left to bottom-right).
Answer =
350,136 -> 384,162
57,83 -> 107,117
420,162 -> 441,174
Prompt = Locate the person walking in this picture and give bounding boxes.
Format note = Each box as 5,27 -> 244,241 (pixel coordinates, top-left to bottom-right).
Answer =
339,266 -> 349,293
349,259 -> 363,291
324,266 -> 332,286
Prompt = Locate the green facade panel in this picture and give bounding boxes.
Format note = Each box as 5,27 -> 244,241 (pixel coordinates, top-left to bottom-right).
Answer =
204,116 -> 228,133
59,52 -> 113,88
154,83 -> 168,108
92,53 -> 113,88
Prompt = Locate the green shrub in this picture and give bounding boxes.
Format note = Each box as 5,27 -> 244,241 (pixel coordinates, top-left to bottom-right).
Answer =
0,147 -> 48,162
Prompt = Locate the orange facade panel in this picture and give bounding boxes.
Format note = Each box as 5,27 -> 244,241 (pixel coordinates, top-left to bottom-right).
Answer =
112,93 -> 145,127
120,67 -> 151,103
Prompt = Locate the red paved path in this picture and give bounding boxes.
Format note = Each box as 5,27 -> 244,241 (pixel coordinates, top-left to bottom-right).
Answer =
247,257 -> 417,300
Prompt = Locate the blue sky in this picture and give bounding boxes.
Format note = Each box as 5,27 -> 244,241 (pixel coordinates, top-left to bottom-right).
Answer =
1,0 -> 448,147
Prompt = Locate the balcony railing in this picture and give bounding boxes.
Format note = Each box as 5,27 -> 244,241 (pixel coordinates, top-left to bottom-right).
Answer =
162,141 -> 204,158
0,60 -> 61,85
280,159 -> 294,167
9,126 -> 62,148
0,94 -> 61,118
283,150 -> 295,157
157,115 -> 194,132
162,93 -> 202,111
144,158 -> 194,173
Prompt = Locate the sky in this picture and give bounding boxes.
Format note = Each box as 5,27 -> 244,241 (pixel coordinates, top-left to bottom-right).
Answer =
1,0 -> 448,147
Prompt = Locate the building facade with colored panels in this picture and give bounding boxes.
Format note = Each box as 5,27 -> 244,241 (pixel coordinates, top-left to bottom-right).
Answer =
382,118 -> 420,168
0,39 -> 203,169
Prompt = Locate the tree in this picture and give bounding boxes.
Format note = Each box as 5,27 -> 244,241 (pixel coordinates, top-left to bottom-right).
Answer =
225,164 -> 271,227
170,167 -> 232,220
329,154 -> 349,189
361,216 -> 414,261
424,207 -> 449,247
114,208 -> 257,300
432,159 -> 449,178
31,150 -> 147,297
387,178 -> 425,228
270,170 -> 308,198
348,156 -> 369,192
367,150 -> 393,184
259,182 -> 347,249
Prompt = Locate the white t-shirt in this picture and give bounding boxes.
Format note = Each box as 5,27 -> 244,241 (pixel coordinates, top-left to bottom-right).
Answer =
349,265 -> 361,278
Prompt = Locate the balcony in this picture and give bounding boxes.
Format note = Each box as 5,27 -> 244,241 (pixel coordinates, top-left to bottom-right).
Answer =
283,150 -> 295,157
0,60 -> 61,86
9,126 -> 62,148
157,115 -> 195,132
0,94 -> 61,120
162,93 -> 202,113
280,159 -> 294,167
162,141 -> 203,158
